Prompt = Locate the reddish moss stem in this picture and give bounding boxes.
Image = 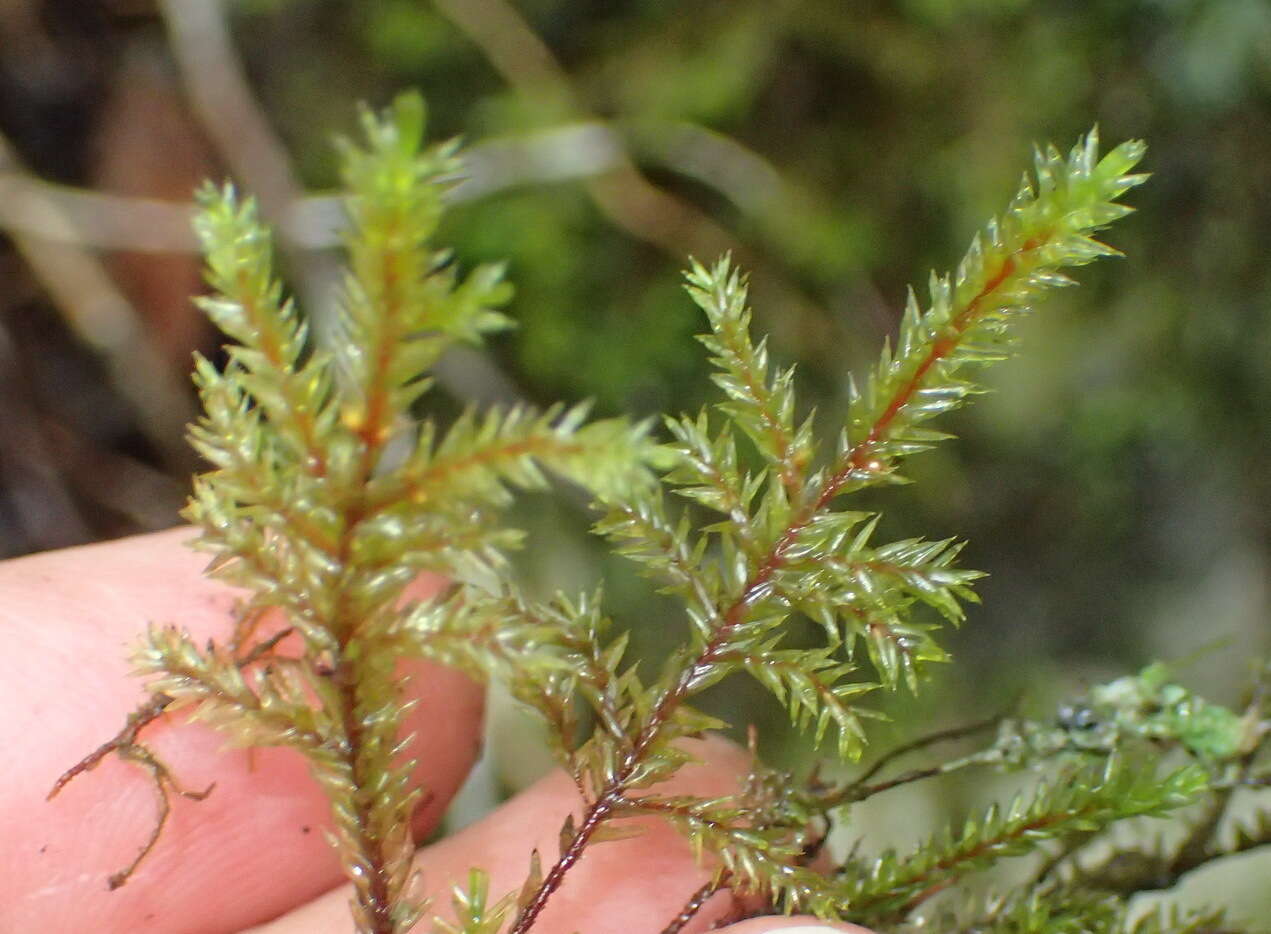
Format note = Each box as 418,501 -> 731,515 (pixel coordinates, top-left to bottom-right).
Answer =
335,660 -> 398,934
510,240 -> 1046,934
659,875 -> 731,934
509,790 -> 622,933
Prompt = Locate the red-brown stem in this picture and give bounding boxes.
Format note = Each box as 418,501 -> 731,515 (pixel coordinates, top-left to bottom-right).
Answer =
335,660 -> 397,934
47,693 -> 173,801
353,247 -> 403,478
849,252 -> 1019,468
510,789 -> 624,931
510,238 -> 1049,934
660,875 -> 731,934
321,508 -> 401,934
322,227 -> 415,934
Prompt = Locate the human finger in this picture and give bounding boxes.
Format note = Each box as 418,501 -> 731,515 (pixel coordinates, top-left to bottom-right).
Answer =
1,527 -> 485,933
714,919 -> 874,934
247,735 -> 870,934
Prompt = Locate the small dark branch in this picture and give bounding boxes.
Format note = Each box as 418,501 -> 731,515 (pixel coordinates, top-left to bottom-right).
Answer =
811,710 -> 1014,810
660,875 -> 731,934
850,711 -> 1007,789
837,764 -> 946,804
48,693 -> 214,889
704,884 -> 773,932
107,745 -> 213,890
237,625 -> 296,666
227,605 -> 269,658
48,693 -> 174,800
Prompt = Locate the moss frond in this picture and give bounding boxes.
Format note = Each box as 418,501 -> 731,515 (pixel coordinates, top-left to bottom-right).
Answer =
68,97 -> 1271,934
836,758 -> 1207,927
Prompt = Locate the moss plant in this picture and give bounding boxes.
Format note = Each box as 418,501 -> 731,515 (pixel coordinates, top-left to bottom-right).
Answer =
54,94 -> 1271,933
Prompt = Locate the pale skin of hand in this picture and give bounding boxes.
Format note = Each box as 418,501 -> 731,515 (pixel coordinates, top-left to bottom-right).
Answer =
0,528 -> 874,934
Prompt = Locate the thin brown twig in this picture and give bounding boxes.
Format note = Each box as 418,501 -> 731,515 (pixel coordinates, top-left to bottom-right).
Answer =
47,693 -> 174,801
157,0 -> 301,221
660,875 -> 731,934
46,609 -> 316,892
105,744 -> 214,890
434,0 -> 732,258
157,0 -> 348,357
237,625 -> 296,666
48,692 -> 214,890
429,0 -> 836,358
847,711 -> 1008,790
0,134 -> 196,468
0,170 -> 197,251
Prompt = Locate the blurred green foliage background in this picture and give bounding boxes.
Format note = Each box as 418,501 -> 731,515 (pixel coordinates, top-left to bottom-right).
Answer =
1,0 -> 1269,790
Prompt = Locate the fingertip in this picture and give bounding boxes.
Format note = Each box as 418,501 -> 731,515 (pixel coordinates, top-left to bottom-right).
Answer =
417,732 -> 763,934
712,919 -> 876,934
243,732 -> 763,934
1,529 -> 485,932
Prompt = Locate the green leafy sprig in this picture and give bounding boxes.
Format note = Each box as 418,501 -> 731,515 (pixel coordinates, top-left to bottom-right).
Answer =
66,93 -> 652,934
497,130 -> 1153,933
61,95 -> 1271,934
835,758 -> 1208,927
